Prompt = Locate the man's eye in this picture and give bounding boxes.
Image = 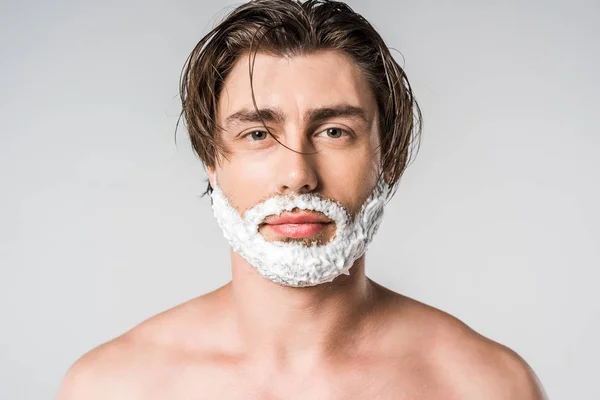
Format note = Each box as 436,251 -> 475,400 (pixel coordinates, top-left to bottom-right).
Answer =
319,127 -> 347,139
245,130 -> 268,140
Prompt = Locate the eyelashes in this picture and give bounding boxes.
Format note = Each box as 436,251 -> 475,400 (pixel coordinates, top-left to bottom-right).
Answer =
241,126 -> 352,142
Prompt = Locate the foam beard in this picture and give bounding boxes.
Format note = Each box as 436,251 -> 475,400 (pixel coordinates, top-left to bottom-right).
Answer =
210,173 -> 389,287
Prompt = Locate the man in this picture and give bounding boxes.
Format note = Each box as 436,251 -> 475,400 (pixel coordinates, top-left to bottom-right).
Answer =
58,0 -> 546,398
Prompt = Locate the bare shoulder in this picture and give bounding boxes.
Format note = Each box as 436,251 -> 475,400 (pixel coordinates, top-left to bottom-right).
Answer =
56,286 -> 231,400
376,286 -> 547,399
429,310 -> 547,400
56,332 -> 142,400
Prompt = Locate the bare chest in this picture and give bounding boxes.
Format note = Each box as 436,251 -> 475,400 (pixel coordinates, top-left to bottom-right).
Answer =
135,360 -> 449,400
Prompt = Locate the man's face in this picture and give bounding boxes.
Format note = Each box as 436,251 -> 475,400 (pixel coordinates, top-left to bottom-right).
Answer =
208,50 -> 382,245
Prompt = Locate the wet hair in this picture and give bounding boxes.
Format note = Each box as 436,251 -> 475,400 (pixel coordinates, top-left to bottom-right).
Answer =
178,0 -> 422,199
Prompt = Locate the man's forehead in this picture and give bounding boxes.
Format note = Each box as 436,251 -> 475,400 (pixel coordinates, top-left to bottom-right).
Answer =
217,50 -> 377,121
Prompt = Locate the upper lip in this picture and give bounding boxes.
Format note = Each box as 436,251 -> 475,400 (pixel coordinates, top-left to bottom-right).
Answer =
263,211 -> 332,225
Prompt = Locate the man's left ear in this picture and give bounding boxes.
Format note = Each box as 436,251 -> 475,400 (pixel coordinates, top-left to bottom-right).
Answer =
383,168 -> 393,186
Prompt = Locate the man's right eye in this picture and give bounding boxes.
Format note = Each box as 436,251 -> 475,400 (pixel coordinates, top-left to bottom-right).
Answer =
245,130 -> 268,140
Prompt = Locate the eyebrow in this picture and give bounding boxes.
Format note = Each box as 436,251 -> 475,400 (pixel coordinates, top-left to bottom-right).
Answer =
305,104 -> 369,124
225,107 -> 285,127
223,103 -> 370,129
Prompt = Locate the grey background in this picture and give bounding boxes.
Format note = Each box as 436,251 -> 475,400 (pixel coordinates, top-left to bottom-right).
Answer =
1,0 -> 599,398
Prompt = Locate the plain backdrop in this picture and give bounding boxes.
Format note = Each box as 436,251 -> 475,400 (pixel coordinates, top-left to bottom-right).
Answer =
1,0 -> 599,398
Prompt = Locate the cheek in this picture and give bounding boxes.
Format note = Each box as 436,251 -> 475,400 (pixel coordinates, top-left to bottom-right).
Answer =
318,146 -> 381,213
216,158 -> 271,213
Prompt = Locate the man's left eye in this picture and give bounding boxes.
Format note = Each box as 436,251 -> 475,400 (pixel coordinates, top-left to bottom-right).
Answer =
319,127 -> 347,138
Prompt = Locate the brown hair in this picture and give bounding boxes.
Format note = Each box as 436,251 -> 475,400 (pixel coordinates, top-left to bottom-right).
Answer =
178,0 -> 422,199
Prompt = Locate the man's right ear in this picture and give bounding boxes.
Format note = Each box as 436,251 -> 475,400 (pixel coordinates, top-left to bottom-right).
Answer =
207,167 -> 215,188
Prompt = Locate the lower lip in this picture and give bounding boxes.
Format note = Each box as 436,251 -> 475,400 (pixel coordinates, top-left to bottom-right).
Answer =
266,223 -> 329,238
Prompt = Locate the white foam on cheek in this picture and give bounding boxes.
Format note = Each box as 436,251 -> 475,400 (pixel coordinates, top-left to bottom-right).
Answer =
210,172 -> 389,287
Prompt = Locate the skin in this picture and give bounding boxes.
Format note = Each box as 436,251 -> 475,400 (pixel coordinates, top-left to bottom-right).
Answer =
57,50 -> 546,399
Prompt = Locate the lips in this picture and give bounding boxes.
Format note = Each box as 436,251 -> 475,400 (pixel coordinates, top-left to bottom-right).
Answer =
264,211 -> 332,225
262,211 -> 333,239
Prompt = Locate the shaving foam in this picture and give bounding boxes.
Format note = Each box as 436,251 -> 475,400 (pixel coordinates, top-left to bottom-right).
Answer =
210,173 -> 389,287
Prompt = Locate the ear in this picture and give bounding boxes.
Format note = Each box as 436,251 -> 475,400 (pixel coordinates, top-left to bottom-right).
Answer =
382,167 -> 393,186
207,166 -> 215,187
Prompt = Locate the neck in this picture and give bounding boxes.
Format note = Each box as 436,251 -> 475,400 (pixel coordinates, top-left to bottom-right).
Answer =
226,250 -> 377,367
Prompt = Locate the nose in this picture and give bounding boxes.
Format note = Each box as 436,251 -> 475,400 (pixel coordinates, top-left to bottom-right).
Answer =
275,143 -> 319,195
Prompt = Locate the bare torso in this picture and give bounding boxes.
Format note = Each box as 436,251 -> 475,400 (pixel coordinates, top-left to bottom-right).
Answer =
57,282 -> 544,400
